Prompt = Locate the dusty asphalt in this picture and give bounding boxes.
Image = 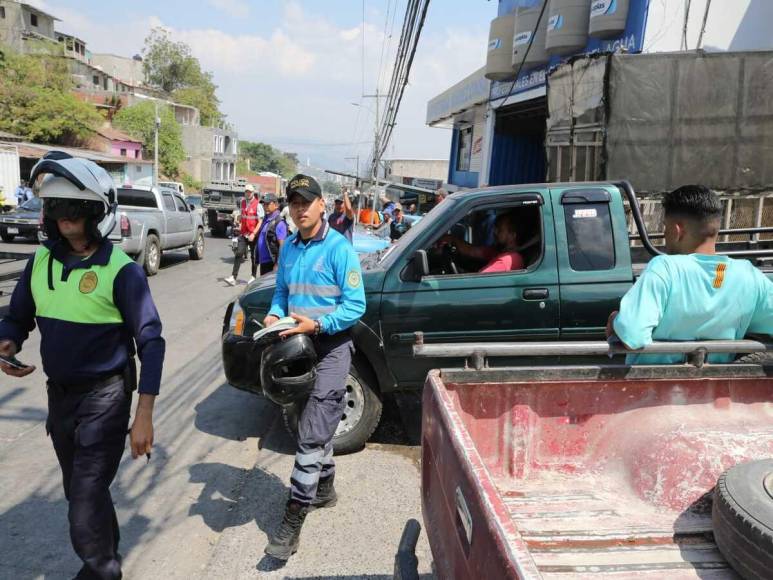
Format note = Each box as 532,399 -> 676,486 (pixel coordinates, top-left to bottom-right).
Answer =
0,234 -> 433,579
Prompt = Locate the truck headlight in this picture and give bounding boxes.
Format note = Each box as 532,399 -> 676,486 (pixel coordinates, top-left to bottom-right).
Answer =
229,300 -> 245,335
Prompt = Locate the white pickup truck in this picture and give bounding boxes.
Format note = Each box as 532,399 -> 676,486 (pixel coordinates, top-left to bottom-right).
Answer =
110,185 -> 205,275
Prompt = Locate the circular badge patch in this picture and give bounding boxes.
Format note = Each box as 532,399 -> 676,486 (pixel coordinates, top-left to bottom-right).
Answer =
347,270 -> 361,288
79,271 -> 98,294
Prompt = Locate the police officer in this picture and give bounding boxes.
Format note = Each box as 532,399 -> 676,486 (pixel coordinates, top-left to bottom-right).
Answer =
0,152 -> 165,580
262,174 -> 366,560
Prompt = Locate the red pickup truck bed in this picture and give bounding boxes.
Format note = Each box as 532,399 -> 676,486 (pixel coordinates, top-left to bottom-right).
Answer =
422,369 -> 773,579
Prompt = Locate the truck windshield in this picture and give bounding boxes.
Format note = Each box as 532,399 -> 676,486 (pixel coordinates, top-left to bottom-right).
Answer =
378,198 -> 456,267
117,188 -> 158,209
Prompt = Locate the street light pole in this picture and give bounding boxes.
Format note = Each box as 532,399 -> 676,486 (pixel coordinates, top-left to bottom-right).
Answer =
153,101 -> 160,188
345,154 -> 360,223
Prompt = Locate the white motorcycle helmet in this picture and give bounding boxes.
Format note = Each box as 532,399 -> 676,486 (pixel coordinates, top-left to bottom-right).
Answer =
30,151 -> 117,242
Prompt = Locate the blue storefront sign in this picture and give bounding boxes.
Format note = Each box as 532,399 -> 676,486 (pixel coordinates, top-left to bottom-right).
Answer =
492,0 -> 650,101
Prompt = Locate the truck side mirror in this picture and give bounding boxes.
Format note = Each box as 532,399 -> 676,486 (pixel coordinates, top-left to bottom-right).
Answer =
413,249 -> 430,279
189,204 -> 195,211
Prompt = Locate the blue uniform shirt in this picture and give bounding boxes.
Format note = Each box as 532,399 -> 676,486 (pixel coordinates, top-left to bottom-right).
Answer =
614,254 -> 773,364
268,221 -> 366,335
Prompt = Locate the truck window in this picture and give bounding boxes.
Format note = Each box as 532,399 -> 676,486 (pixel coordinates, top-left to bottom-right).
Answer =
424,202 -> 543,276
563,203 -> 615,271
117,188 -> 158,209
174,196 -> 188,212
162,194 -> 176,211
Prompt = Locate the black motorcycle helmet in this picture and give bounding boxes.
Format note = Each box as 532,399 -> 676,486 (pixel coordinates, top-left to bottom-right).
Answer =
260,335 -> 317,406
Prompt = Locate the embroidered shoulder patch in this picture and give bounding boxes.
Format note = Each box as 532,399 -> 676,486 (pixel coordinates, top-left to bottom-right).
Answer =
347,270 -> 361,288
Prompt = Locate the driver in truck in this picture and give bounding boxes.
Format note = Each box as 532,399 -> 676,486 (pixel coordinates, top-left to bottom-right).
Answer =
440,210 -> 525,273
607,184 -> 773,364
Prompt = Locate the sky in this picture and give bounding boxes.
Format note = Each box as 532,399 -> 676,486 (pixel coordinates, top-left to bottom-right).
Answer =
29,0 -> 495,173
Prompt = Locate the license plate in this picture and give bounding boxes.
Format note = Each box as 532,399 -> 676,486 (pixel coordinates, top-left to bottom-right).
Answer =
6,227 -> 19,234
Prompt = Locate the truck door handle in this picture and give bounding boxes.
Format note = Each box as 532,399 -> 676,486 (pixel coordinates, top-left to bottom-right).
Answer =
523,288 -> 549,300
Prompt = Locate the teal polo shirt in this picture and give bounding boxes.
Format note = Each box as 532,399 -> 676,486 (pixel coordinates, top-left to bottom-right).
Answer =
614,254 -> 773,364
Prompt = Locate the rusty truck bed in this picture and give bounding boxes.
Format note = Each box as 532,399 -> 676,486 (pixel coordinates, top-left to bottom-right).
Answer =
422,369 -> 773,579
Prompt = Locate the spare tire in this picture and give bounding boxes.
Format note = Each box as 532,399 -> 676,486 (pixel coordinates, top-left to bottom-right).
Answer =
734,352 -> 773,366
712,459 -> 773,579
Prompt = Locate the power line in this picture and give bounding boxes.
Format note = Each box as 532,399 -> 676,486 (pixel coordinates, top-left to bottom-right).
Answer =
370,0 -> 430,175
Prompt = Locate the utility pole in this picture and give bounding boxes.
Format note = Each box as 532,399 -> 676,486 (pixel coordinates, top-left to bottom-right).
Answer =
363,92 -> 387,214
153,101 -> 160,188
345,154 -> 360,223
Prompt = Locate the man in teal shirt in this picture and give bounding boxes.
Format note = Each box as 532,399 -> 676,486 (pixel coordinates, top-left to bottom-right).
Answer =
607,185 -> 772,364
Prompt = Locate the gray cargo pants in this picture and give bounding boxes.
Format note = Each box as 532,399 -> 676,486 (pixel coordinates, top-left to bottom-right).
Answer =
290,334 -> 354,505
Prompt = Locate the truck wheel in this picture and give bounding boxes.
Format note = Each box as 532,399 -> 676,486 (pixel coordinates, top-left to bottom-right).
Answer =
143,234 -> 161,276
712,459 -> 773,579
188,229 -> 205,260
282,356 -> 383,455
1,232 -> 15,243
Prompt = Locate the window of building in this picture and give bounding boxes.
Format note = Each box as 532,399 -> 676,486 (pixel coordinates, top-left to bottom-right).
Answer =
30,13 -> 38,27
93,75 -> 99,86
1,7 -> 6,19
120,148 -> 127,157
562,197 -> 615,271
456,126 -> 473,172
103,78 -> 108,91
134,149 -> 139,159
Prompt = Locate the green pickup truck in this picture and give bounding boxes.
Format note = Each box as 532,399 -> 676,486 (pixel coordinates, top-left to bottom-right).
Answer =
221,181 -> 773,453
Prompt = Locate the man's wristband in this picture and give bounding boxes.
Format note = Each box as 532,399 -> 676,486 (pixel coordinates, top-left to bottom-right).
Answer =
313,320 -> 321,336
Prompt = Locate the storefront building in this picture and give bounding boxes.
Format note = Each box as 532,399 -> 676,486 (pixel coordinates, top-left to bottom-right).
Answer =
429,0 -> 773,190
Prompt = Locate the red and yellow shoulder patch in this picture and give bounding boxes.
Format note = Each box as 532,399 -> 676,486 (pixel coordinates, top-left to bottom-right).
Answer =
712,262 -> 727,289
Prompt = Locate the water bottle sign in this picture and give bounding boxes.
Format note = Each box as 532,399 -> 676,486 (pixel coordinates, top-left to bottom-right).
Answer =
488,37 -> 502,51
514,31 -> 532,46
591,0 -> 617,18
547,14 -> 564,31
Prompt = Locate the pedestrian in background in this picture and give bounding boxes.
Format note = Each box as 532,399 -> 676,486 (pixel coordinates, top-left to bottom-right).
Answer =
14,179 -> 29,205
256,193 -> 288,275
327,187 -> 355,243
0,152 -> 165,580
225,183 -> 263,286
263,173 -> 365,560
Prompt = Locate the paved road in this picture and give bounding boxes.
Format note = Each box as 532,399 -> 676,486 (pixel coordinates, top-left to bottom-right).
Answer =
0,235 -> 433,579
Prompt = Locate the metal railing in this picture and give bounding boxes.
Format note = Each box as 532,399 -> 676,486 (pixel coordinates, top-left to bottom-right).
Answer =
412,332 -> 772,370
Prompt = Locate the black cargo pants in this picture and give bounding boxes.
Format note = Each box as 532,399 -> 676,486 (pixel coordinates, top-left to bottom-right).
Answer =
232,235 -> 258,278
46,376 -> 132,580
290,334 -> 354,505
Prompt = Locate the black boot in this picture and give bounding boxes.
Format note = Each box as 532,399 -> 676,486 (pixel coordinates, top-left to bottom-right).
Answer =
265,501 -> 309,560
311,474 -> 338,510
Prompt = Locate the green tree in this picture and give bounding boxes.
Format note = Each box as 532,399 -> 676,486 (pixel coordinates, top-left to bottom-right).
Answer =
113,101 -> 185,178
142,28 -> 222,125
239,140 -> 297,177
322,180 -> 342,196
0,45 -> 101,144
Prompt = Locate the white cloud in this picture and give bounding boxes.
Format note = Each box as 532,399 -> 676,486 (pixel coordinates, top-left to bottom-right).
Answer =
206,0 -> 250,19
27,1 -> 490,168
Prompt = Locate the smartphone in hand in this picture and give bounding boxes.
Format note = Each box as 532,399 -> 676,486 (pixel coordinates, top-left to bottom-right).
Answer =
0,354 -> 30,370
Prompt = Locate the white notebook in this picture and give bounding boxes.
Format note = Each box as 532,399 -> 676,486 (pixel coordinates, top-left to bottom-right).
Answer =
253,316 -> 298,341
